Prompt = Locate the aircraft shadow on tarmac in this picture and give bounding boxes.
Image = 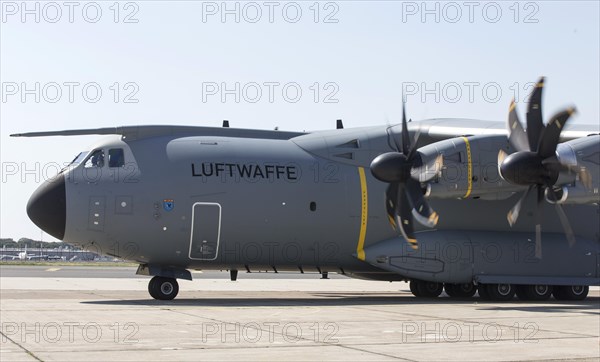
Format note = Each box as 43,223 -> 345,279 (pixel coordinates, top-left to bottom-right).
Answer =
478,303 -> 600,315
82,293 -> 600,311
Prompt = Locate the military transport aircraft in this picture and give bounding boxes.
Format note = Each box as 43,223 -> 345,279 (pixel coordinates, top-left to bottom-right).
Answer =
12,78 -> 600,301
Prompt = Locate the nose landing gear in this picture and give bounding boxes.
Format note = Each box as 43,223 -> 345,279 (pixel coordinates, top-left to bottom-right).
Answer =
148,276 -> 179,300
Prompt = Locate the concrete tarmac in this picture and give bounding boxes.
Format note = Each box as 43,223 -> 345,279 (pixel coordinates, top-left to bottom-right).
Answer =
1,266 -> 599,361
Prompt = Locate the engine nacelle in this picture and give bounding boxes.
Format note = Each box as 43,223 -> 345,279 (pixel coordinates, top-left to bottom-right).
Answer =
424,182 -> 466,199
544,185 -> 599,204
416,133 -> 599,203
417,134 -> 522,200
552,135 -> 600,204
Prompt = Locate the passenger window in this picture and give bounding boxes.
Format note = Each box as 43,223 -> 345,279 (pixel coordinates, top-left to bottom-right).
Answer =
84,149 -> 105,168
108,148 -> 125,168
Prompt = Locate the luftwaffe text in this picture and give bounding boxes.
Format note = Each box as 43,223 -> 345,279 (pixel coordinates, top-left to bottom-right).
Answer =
192,162 -> 298,180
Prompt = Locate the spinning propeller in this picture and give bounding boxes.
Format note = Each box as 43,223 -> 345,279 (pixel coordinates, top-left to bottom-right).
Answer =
498,77 -> 577,258
370,102 -> 443,249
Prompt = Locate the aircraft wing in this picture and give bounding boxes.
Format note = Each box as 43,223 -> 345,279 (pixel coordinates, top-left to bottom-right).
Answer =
10,125 -> 305,141
414,118 -> 600,142
10,119 -> 598,143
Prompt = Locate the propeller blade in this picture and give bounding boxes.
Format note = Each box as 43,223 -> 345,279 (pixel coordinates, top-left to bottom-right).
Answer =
398,186 -> 418,250
541,157 -> 592,190
401,101 -> 411,155
546,186 -> 576,247
412,153 -> 443,182
385,183 -> 399,230
579,167 -> 593,190
406,126 -> 422,162
405,178 -> 439,228
507,185 -> 534,227
385,182 -> 419,249
497,149 -> 508,177
555,203 -> 576,247
537,107 -> 576,158
535,186 -> 544,259
498,149 -> 507,164
507,99 -> 530,152
500,78 -> 579,258
390,128 -> 402,152
526,77 -> 545,151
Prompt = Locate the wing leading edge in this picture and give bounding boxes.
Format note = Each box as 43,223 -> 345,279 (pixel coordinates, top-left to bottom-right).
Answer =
10,125 -> 306,141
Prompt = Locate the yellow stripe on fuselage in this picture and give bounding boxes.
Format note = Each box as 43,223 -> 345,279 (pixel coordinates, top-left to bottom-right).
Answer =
356,167 -> 368,261
461,136 -> 473,198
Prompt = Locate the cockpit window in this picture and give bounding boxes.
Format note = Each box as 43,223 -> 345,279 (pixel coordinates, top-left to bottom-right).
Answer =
84,149 -> 105,168
70,152 -> 89,166
60,151 -> 89,173
108,148 -> 125,168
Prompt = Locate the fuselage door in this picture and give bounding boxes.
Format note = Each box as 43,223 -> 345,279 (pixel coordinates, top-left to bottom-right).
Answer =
189,202 -> 221,260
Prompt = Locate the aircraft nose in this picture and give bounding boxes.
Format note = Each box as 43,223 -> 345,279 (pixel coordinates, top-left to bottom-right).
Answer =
26,175 -> 66,240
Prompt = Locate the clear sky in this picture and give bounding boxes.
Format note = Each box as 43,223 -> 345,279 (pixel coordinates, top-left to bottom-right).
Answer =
1,1 -> 599,241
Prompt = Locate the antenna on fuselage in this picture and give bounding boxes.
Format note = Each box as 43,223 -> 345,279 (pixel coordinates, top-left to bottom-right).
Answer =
336,119 -> 344,129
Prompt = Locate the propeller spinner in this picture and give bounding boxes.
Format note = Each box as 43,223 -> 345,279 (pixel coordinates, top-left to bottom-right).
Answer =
498,77 -> 577,258
370,102 -> 442,250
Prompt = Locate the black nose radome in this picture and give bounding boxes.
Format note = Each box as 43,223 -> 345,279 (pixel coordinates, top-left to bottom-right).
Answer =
26,175 -> 66,240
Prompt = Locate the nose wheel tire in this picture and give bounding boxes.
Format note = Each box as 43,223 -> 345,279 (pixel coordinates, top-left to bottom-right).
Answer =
445,283 -> 477,298
553,285 -> 589,301
148,276 -> 179,300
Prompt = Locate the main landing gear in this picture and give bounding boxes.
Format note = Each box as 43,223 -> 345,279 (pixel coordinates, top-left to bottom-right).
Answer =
515,284 -> 552,301
408,280 -> 589,301
444,283 -> 477,298
148,276 -> 179,300
553,285 -> 589,301
409,280 -> 443,297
